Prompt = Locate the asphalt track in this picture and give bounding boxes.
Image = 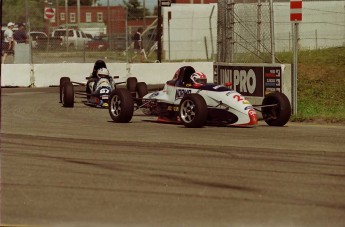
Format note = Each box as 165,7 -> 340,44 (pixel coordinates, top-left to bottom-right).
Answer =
1,87 -> 345,227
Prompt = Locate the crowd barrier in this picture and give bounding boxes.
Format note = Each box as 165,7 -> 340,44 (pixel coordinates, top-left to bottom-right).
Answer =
1,62 -> 214,87
1,62 -> 291,105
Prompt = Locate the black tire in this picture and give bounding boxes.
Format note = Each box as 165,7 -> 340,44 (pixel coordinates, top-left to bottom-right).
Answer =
126,77 -> 138,93
179,94 -> 207,128
136,82 -> 148,106
262,92 -> 291,126
62,82 -> 74,107
109,88 -> 134,123
59,77 -> 70,102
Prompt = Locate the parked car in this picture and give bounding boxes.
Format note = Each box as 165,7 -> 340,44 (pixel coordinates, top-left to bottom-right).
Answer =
85,33 -> 93,39
85,36 -> 109,51
52,28 -> 90,49
30,31 -> 62,49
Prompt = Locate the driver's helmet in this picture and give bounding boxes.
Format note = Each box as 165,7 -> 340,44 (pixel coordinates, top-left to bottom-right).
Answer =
97,68 -> 110,78
190,72 -> 207,85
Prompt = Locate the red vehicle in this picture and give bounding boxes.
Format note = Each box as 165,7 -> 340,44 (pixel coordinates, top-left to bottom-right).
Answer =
85,36 -> 109,51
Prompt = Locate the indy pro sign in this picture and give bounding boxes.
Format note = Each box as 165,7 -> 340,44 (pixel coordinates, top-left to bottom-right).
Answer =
213,63 -> 283,97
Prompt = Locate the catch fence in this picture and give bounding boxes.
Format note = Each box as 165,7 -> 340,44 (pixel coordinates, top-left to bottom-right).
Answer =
1,0 -> 345,64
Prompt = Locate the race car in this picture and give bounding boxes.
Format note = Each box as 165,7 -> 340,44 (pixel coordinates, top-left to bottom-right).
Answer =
59,60 -> 138,108
108,66 -> 291,128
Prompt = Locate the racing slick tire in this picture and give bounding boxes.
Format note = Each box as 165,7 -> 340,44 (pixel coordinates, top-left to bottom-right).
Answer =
126,77 -> 138,93
109,88 -> 134,123
136,82 -> 148,98
262,92 -> 291,126
179,94 -> 207,128
59,77 -> 70,102
61,81 -> 74,108
136,82 -> 148,106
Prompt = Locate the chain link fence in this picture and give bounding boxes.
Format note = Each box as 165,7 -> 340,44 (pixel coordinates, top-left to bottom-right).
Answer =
217,0 -> 345,64
217,0 -> 274,63
2,0 -> 158,64
2,0 -> 345,64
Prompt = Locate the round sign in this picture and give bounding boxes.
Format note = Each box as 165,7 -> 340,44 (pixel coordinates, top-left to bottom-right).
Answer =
45,7 -> 55,19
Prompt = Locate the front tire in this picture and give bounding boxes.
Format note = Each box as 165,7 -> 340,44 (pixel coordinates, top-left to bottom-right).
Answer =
262,92 -> 291,126
59,77 -> 70,102
62,81 -> 74,107
179,94 -> 207,128
109,88 -> 134,123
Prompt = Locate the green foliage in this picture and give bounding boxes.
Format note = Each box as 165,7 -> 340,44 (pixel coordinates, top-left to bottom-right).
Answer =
2,0 -> 45,29
56,0 -> 93,6
277,47 -> 345,123
123,0 -> 147,20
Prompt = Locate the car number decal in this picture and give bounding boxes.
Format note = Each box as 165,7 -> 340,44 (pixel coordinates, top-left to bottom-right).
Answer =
233,94 -> 244,102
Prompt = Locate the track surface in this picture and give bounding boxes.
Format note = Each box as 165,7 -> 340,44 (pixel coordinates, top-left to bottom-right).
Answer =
1,87 -> 345,226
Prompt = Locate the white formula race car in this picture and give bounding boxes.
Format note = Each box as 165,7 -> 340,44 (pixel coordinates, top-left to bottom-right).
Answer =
108,66 -> 291,128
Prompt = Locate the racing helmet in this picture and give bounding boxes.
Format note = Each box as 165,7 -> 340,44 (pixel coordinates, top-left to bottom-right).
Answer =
190,72 -> 207,85
97,67 -> 110,78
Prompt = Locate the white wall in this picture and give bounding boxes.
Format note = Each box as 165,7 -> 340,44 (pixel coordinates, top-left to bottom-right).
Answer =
272,1 -> 345,51
1,62 -> 214,87
163,4 -> 217,61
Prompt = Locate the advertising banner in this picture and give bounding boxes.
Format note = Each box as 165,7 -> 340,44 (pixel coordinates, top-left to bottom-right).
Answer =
213,63 -> 284,98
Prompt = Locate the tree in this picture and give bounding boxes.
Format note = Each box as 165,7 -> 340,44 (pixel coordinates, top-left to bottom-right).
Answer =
2,0 -> 46,30
56,0 -> 93,6
67,0 -> 93,6
123,0 -> 147,20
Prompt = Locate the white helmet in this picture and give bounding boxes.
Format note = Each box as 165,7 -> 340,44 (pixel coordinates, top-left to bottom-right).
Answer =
97,68 -> 110,78
191,72 -> 207,85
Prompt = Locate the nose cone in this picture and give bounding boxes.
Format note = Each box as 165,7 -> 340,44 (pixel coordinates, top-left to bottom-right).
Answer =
248,109 -> 258,125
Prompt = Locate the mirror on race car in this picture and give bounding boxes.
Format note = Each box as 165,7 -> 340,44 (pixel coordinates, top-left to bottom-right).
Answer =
225,82 -> 232,87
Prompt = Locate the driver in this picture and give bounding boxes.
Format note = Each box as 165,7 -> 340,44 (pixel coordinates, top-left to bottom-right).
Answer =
190,72 -> 207,86
88,67 -> 113,94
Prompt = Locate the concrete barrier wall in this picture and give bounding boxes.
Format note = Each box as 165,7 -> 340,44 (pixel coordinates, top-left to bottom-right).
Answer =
1,62 -> 214,87
1,64 -> 32,87
1,61 -> 291,108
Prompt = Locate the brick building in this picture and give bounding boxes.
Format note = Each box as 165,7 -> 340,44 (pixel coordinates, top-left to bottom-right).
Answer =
48,1 -> 217,36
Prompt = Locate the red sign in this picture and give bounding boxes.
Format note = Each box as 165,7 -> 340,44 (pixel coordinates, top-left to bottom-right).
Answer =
44,7 -> 55,20
290,0 -> 302,22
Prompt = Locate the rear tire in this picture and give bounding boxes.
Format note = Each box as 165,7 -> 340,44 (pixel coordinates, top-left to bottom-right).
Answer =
179,94 -> 207,128
136,82 -> 148,106
62,82 -> 74,107
262,92 -> 291,126
109,88 -> 134,123
59,77 -> 70,102
126,77 -> 138,93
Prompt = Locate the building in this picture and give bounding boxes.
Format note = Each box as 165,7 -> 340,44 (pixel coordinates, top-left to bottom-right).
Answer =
50,6 -> 126,36
47,1 -> 217,36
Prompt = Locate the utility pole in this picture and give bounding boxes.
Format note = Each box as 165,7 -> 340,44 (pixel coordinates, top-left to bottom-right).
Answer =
157,0 -> 162,62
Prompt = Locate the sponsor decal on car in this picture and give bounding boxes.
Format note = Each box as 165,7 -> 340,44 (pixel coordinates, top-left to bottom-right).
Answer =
148,92 -> 160,98
226,91 -> 236,96
175,89 -> 192,100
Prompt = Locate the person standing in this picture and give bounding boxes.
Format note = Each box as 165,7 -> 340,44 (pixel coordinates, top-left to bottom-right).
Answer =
13,23 -> 28,44
131,27 -> 147,63
2,22 -> 15,64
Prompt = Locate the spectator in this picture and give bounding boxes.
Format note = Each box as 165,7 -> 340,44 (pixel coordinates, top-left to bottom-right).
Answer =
2,22 -> 15,64
131,27 -> 147,63
13,23 -> 28,44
